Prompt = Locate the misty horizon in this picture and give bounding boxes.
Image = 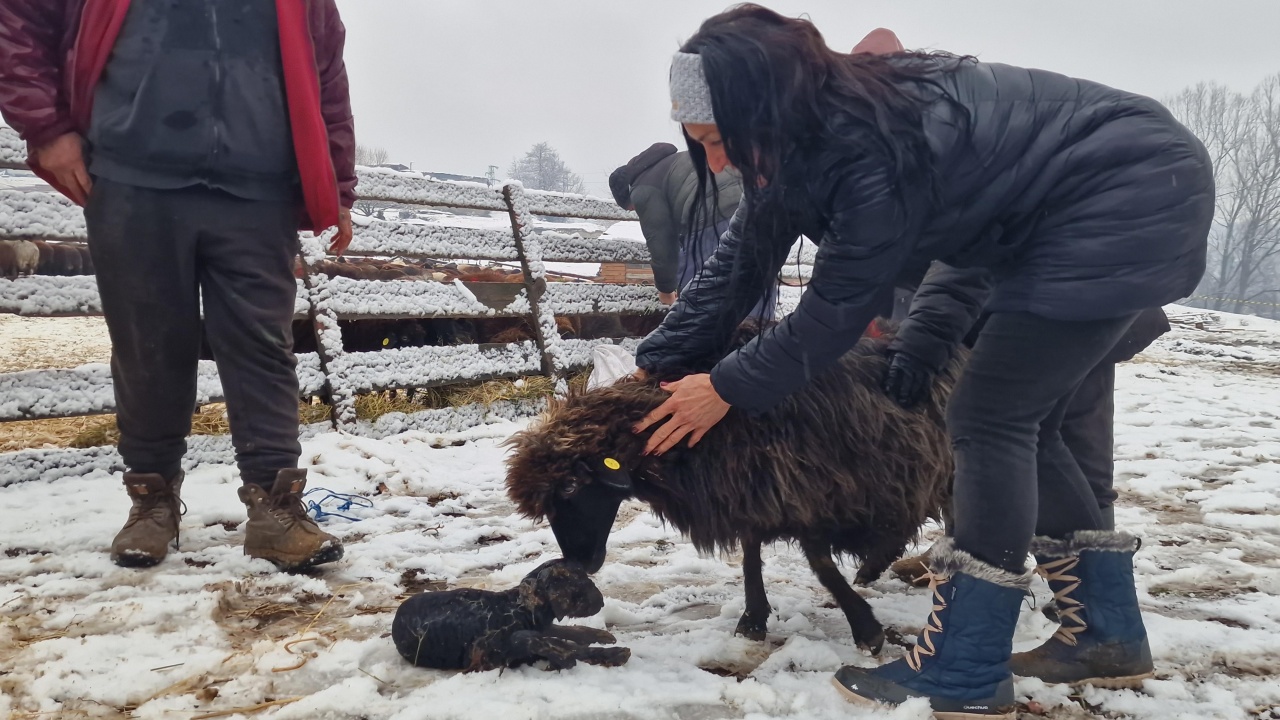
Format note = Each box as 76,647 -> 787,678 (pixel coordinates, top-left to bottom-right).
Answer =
335,0 -> 1280,198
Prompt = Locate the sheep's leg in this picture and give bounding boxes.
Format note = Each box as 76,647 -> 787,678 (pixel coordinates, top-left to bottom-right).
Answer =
853,540 -> 908,586
799,537 -> 885,655
515,629 -> 628,668
508,630 -> 579,670
578,645 -> 631,667
545,624 -> 617,645
465,631 -> 508,672
734,538 -> 771,641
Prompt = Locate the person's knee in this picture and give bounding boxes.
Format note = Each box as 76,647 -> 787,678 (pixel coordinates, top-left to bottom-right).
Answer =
946,383 -> 1012,441
206,311 -> 295,360
1037,419 -> 1066,448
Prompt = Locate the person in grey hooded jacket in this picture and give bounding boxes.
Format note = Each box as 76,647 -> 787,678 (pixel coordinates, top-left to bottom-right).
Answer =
611,143 -> 775,317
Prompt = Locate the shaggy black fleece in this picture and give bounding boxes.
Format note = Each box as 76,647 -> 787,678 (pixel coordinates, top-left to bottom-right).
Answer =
505,322 -> 962,649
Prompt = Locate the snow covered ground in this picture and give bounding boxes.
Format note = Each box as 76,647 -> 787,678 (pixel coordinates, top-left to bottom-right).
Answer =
0,314 -> 111,373
1,308 -> 1278,720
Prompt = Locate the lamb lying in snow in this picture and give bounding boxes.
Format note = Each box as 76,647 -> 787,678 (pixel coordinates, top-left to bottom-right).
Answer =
391,558 -> 630,671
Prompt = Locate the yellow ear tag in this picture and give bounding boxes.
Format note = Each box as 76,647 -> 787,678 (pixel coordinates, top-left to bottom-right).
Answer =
603,458 -> 621,471
382,338 -> 390,347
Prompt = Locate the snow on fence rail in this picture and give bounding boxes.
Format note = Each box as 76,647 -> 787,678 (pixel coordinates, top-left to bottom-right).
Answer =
0,127 -> 25,171
0,127 -> 668,482
0,355 -> 328,423
0,124 -> 810,483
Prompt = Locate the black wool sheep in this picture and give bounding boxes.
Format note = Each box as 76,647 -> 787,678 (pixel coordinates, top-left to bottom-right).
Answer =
505,321 -> 960,654
391,558 -> 630,672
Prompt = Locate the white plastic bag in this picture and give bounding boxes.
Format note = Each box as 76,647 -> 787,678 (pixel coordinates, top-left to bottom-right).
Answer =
587,345 -> 638,390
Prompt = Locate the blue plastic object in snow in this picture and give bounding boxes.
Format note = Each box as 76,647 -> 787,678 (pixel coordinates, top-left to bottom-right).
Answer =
303,487 -> 373,522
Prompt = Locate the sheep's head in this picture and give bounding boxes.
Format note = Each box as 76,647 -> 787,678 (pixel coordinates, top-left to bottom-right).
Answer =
518,558 -> 605,619
504,383 -> 659,572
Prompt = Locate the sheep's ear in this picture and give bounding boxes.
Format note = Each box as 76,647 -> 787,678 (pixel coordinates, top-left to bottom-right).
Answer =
595,457 -> 633,493
518,576 -> 542,610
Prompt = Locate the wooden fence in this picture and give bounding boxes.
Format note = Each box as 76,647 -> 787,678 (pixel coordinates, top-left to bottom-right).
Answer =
0,126 -> 807,485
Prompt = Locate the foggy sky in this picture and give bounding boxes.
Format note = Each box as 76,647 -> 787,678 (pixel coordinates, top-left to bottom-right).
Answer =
335,0 -> 1280,197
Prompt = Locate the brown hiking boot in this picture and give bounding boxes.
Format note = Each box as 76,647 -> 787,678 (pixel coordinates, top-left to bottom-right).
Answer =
111,472 -> 184,568
239,469 -> 344,571
888,547 -> 934,587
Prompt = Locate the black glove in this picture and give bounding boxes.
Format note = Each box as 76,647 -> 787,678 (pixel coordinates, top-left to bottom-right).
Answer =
882,351 -> 935,409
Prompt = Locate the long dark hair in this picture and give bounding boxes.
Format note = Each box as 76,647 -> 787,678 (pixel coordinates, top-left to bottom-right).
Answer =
678,4 -> 971,328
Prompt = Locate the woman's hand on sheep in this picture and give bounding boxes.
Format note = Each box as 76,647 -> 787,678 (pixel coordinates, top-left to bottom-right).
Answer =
633,374 -> 730,455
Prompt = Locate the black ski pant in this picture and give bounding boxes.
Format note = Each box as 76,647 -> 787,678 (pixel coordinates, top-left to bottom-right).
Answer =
85,178 -> 302,488
946,311 -> 1138,574
1061,361 -> 1118,528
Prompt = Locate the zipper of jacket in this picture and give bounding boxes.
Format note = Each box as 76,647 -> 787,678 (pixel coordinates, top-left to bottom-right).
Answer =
208,1 -> 223,180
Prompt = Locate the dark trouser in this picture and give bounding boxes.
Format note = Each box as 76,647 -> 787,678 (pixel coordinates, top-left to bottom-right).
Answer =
85,178 -> 302,488
946,311 -> 1138,574
1061,362 -> 1117,527
678,218 -> 778,321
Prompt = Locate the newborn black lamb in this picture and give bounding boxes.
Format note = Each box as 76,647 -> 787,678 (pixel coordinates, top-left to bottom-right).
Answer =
392,558 -> 630,671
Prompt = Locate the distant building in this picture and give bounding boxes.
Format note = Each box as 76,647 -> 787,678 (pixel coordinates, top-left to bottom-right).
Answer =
598,263 -> 654,285
424,172 -> 492,186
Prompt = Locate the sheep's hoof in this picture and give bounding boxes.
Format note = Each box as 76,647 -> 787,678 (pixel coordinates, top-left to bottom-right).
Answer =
581,646 -> 631,667
544,655 -> 578,671
734,614 -> 768,642
853,568 -> 881,586
856,630 -> 886,657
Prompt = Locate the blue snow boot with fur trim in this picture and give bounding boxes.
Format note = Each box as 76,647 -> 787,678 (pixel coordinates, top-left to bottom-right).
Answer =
1011,530 -> 1154,689
833,538 -> 1031,720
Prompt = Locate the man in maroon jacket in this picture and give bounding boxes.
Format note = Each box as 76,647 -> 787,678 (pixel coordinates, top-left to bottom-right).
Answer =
0,0 -> 358,571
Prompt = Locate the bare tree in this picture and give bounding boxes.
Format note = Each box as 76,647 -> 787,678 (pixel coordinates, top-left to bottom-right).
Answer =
508,142 -> 587,194
1167,74 -> 1280,318
353,145 -> 393,218
355,144 -> 391,167
352,197 -> 382,217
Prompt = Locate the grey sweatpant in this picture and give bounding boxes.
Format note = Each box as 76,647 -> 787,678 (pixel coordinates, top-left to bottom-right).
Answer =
85,178 -> 302,487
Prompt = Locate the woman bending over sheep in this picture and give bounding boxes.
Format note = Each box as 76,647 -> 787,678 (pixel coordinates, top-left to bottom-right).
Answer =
632,6 -> 1210,717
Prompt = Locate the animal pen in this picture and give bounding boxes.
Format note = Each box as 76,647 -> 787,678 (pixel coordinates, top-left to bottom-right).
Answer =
0,126 -> 808,486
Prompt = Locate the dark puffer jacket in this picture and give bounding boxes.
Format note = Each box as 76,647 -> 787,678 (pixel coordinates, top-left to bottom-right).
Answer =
88,0 -> 301,202
630,151 -> 744,294
0,0 -> 355,230
635,59 -> 1214,414
889,262 -> 1172,374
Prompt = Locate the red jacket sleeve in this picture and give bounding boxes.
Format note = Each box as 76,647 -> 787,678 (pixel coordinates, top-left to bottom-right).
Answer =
314,0 -> 357,209
0,0 -> 75,149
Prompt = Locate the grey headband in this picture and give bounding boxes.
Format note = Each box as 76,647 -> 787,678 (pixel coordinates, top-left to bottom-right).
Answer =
669,52 -> 716,125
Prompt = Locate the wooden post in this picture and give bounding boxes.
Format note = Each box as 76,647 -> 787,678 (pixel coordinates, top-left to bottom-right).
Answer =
296,237 -> 357,431
502,183 -> 563,378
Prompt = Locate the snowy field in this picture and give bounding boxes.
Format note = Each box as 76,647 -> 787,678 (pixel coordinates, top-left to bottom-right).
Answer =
0,315 -> 112,373
1,308 -> 1279,720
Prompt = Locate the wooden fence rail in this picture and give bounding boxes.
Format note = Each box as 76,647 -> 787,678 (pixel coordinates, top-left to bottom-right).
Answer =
0,125 -> 808,484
